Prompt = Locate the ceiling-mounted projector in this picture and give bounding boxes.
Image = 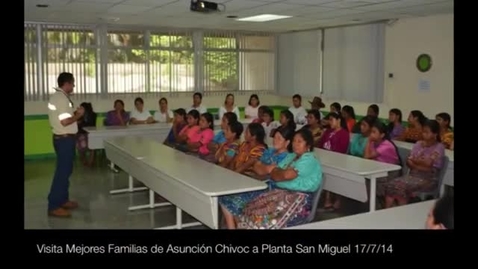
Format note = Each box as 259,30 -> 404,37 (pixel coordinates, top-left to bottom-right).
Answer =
190,0 -> 221,13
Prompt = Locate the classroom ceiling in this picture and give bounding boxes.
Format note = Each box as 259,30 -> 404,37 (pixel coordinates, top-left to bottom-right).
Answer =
24,0 -> 454,32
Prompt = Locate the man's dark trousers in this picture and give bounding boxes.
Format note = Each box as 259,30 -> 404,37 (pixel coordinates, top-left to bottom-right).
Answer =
48,135 -> 75,211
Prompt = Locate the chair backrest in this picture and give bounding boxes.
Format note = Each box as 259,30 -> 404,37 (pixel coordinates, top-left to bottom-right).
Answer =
305,175 -> 324,223
433,156 -> 449,197
397,147 -> 411,175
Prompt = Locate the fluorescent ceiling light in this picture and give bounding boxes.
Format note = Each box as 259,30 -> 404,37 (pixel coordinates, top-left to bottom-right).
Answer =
236,14 -> 292,22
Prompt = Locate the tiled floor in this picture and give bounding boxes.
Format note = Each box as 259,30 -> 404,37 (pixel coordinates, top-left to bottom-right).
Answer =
24,158 -> 369,229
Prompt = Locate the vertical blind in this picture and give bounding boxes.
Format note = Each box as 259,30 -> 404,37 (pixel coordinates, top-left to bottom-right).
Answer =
24,23 -> 277,101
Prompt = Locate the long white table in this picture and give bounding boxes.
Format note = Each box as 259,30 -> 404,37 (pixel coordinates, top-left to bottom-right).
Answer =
104,136 -> 267,229
316,149 -> 401,212
84,124 -> 172,150
289,200 -> 435,229
393,140 -> 454,193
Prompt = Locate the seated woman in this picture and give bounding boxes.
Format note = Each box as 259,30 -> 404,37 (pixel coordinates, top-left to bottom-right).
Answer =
271,109 -> 296,137
302,109 -> 323,144
316,113 -> 350,212
384,120 -> 445,208
228,123 -> 267,173
184,112 -> 215,157
129,97 -> 154,125
364,121 -> 402,201
219,94 -> 240,120
76,102 -> 97,167
397,110 -> 427,143
164,109 -> 187,147
105,99 -> 129,126
261,107 -> 280,138
214,121 -> 243,167
207,112 -> 238,155
348,115 -> 375,158
153,97 -> 173,123
235,128 -> 323,229
387,108 -> 404,139
435,112 -> 454,150
341,105 -> 356,133
219,127 -> 295,229
175,110 -> 200,151
426,195 -> 454,230
321,102 -> 341,127
252,105 -> 268,124
244,94 -> 260,120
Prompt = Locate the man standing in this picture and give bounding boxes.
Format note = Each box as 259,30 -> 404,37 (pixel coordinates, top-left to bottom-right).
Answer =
47,72 -> 84,217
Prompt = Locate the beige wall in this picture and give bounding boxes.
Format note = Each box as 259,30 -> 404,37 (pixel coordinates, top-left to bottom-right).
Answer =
277,14 -> 454,121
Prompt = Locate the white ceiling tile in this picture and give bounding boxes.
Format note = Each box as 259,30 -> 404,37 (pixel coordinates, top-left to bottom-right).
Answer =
70,0 -> 124,3
24,0 -> 70,7
392,1 -> 453,16
219,0 -> 271,12
321,0 -> 380,8
353,0 -> 450,11
120,0 -> 179,7
300,8 -> 366,19
282,0 -> 338,5
107,4 -> 152,14
64,2 -> 114,12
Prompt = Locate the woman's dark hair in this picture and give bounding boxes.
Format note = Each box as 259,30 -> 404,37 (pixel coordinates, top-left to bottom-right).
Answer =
423,119 -> 441,142
389,108 -> 402,123
114,99 -> 125,109
280,109 -> 297,130
134,97 -> 144,105
229,121 -> 244,139
193,92 -> 202,100
263,107 -> 274,120
223,112 -> 238,124
187,109 -> 200,124
224,94 -> 234,105
294,128 -> 315,152
201,112 -> 214,130
307,109 -> 322,123
360,115 -> 377,134
436,112 -> 451,129
410,110 -> 427,126
275,126 -> 296,153
342,105 -> 356,120
159,97 -> 168,104
368,104 -> 379,116
292,94 -> 302,102
432,195 -> 454,229
174,108 -> 187,121
247,122 -> 267,147
330,102 -> 341,112
248,94 -> 260,106
328,112 -> 348,130
373,121 -> 403,172
80,102 -> 94,114
258,105 -> 269,114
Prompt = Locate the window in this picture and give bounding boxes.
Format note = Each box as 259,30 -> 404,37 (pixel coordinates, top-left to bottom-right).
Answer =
24,23 -> 276,101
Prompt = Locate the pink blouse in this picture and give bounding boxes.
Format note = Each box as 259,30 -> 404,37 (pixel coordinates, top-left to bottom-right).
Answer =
189,128 -> 215,155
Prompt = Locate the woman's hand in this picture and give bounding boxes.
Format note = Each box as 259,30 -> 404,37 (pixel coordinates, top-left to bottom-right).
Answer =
265,164 -> 277,174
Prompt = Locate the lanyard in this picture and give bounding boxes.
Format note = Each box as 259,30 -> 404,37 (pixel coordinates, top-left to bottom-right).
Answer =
54,88 -> 74,108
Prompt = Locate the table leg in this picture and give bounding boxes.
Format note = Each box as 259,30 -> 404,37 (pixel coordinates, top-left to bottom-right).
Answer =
128,189 -> 171,211
110,175 -> 148,195
369,176 -> 377,212
108,161 -> 119,173
154,207 -> 202,230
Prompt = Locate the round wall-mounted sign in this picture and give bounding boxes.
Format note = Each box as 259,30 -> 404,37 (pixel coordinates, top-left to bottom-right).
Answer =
416,54 -> 432,73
